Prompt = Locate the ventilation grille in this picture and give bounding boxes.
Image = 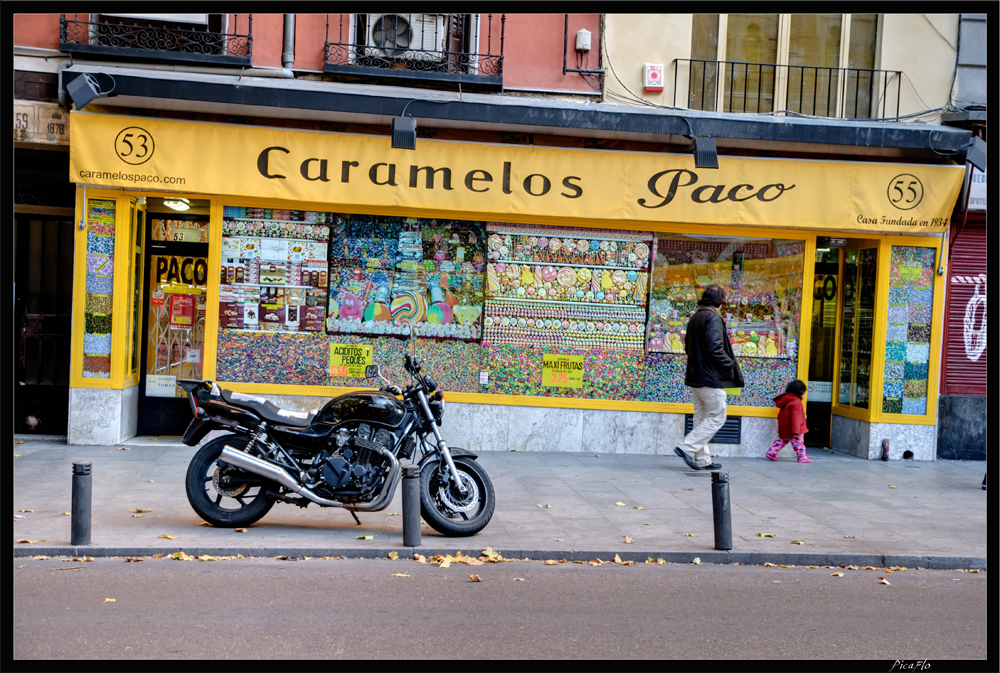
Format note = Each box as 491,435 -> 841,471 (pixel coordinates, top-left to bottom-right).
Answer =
683,415 -> 742,444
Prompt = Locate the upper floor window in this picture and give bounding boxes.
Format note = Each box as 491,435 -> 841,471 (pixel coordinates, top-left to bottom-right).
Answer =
686,13 -> 885,118
325,13 -> 505,90
60,14 -> 252,66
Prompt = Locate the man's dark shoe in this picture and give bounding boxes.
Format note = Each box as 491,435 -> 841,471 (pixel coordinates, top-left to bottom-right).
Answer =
674,447 -> 700,470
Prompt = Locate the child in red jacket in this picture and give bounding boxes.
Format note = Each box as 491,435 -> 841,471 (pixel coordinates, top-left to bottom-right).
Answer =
767,380 -> 811,463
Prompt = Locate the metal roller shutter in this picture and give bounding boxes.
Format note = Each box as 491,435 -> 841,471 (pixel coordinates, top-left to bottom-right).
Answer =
943,225 -> 987,395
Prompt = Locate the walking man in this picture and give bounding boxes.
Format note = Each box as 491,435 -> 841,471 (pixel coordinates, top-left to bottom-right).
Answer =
675,284 -> 744,470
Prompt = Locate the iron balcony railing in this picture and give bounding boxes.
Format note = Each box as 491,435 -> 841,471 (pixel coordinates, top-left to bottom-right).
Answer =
325,13 -> 504,89
674,58 -> 902,119
59,14 -> 252,66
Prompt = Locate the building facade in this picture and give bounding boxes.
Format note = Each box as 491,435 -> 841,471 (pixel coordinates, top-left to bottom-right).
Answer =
13,13 -> 984,461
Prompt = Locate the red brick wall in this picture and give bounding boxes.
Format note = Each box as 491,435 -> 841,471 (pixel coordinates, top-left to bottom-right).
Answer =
501,14 -> 602,93
13,14 -> 64,50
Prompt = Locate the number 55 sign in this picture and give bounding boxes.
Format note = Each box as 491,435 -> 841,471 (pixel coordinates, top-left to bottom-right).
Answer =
542,354 -> 584,388
887,174 -> 924,210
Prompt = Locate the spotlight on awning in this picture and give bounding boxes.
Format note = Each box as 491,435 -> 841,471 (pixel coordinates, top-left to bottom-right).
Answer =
66,74 -> 106,110
391,116 -> 417,150
691,137 -> 719,170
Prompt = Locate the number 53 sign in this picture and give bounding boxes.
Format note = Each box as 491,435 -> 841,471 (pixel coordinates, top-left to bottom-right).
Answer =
542,355 -> 584,388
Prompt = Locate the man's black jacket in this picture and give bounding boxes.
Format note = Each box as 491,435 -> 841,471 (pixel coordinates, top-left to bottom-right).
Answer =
684,305 -> 745,388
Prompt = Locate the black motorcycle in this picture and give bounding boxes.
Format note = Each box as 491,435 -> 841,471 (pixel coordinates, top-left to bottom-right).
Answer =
177,345 -> 495,537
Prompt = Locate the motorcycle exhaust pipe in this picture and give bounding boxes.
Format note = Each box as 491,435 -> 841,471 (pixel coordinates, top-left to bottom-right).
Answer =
219,446 -> 345,508
345,448 -> 401,512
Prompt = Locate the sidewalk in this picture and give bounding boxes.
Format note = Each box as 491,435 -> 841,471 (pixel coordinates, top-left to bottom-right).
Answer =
13,438 -> 987,569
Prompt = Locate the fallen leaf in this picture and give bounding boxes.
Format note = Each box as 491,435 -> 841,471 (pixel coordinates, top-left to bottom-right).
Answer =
14,454 -> 22,457
845,565 -> 859,570
685,533 -> 694,537
589,561 -> 602,566
357,535 -> 374,540
132,514 -> 144,518
15,440 -> 24,444
124,557 -> 143,562
889,485 -> 897,489
18,565 -> 27,569
844,535 -> 855,538
16,539 -> 38,544
170,552 -> 195,561
865,566 -> 878,570
235,528 -> 247,533
199,555 -> 217,562
513,578 -> 525,581
763,562 -> 778,567
614,501 -> 626,506
544,560 -> 558,565
806,565 -> 819,569
61,512 -> 70,516
683,488 -> 694,491
414,554 -> 426,563
31,555 -> 51,560
554,539 -> 564,542
391,573 -> 410,577
420,520 -> 427,525
544,504 -> 552,509
573,560 -> 585,564
158,534 -> 178,540
388,551 -> 399,560
878,577 -> 891,585
633,506 -> 645,510
117,447 -> 130,451
970,569 -> 980,573
131,508 -> 152,513
149,438 -> 158,441
692,557 -> 702,565
624,536 -> 633,544
536,503 -> 543,507
439,559 -> 452,569
197,521 -> 212,526
757,532 -> 776,538
464,558 -> 484,566
388,513 -> 399,516
468,574 -> 481,582
104,598 -> 116,603
274,555 -> 291,561
646,557 -> 655,565
146,480 -> 154,483
19,509 -> 37,513
790,540 -> 807,545
594,454 -> 601,457
152,553 -> 164,559
656,558 -> 666,565
644,522 -> 651,526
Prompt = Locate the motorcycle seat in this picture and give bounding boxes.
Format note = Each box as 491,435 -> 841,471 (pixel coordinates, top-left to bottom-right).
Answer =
219,389 -> 316,428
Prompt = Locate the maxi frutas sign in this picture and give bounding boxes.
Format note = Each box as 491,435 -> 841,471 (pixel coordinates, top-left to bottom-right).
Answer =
69,111 -> 965,234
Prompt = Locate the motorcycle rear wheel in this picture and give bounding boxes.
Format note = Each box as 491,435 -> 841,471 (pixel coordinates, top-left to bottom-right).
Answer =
185,434 -> 276,528
419,455 -> 495,537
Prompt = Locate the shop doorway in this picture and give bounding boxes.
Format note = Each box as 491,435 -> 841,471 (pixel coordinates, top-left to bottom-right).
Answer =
805,238 -> 880,447
136,198 -> 210,436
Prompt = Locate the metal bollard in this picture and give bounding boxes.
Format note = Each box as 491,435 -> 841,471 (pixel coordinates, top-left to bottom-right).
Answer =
402,464 -> 421,548
71,462 -> 92,546
711,471 -> 732,551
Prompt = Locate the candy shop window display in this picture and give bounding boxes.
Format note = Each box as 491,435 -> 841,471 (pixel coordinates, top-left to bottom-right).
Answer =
219,206 -> 331,334
482,224 -> 653,351
83,199 -> 116,378
646,235 -> 804,360
326,214 -> 486,341
881,246 -> 936,416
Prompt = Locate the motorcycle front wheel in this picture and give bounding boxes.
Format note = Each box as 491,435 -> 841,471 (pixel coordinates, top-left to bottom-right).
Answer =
185,434 -> 276,527
419,455 -> 495,537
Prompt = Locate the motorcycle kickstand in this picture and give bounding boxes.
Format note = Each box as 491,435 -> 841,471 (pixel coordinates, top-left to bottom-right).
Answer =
349,510 -> 362,526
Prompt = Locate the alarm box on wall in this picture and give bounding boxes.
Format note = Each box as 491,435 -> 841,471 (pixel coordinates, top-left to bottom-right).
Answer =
643,63 -> 664,93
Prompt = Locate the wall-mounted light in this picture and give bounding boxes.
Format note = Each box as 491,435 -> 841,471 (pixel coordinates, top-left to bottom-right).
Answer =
681,117 -> 719,169
391,116 -> 417,150
67,74 -> 106,110
163,198 -> 190,212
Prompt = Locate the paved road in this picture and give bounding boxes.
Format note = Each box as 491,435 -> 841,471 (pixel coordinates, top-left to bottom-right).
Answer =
14,556 -> 987,660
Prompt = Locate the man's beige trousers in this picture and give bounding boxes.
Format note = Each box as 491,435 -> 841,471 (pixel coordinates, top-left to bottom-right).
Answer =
678,386 -> 727,467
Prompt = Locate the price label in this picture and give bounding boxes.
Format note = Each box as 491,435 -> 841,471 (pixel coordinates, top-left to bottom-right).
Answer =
541,354 -> 584,388
329,344 -> 373,378
899,263 -> 922,282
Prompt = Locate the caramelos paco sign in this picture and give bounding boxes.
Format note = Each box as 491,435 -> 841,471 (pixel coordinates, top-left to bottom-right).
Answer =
69,112 -> 964,233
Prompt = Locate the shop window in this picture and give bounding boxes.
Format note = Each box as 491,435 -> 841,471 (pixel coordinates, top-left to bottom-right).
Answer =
881,246 -> 937,416
837,247 -> 877,408
645,234 -> 805,406
82,199 -> 116,379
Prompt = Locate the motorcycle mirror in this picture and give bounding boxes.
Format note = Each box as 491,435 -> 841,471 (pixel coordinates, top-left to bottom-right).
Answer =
364,365 -> 381,379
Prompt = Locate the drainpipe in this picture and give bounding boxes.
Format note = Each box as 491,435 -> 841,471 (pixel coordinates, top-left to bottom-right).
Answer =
282,14 -> 296,70
57,58 -> 72,109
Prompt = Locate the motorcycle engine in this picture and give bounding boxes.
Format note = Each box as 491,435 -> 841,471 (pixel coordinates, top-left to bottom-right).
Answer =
319,423 -> 394,494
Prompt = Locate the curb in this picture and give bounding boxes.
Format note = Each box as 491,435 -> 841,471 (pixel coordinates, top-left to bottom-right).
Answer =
12,546 -> 987,570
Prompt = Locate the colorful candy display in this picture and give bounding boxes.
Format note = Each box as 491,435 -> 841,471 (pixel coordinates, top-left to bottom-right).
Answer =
82,199 -> 116,378
882,246 -> 936,416
646,236 -> 803,360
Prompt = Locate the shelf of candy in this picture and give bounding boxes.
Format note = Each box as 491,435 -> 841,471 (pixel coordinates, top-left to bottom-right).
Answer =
482,301 -> 646,350
83,199 -> 116,378
219,207 -> 332,333
486,223 -> 653,268
645,248 -> 802,359
326,215 -> 486,340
